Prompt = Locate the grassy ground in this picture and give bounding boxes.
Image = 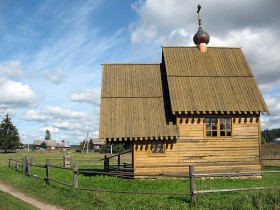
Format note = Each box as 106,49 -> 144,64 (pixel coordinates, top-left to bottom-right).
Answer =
0,151 -> 280,210
0,190 -> 39,210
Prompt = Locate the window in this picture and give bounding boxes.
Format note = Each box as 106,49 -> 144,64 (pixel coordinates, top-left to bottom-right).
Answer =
205,118 -> 231,137
150,141 -> 165,156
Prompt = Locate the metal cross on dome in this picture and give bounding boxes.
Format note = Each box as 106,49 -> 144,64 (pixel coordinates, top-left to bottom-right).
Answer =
197,4 -> 202,26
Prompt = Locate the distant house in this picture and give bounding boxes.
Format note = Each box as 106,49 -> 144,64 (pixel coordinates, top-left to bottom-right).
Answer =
33,140 -> 70,151
275,138 -> 280,145
89,138 -> 105,150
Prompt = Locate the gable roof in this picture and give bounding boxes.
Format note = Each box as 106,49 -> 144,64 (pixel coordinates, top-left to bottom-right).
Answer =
99,64 -> 178,141
162,47 -> 269,114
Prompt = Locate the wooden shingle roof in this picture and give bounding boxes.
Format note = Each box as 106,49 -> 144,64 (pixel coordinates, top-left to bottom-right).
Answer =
99,64 -> 178,141
162,47 -> 269,114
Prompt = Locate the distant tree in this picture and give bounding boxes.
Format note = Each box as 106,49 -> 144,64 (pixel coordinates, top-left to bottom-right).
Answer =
40,142 -> 47,149
45,129 -> 51,140
262,128 -> 280,143
0,114 -> 20,153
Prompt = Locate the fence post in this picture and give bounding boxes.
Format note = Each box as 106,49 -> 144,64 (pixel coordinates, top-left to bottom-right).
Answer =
25,156 -> 29,175
45,159 -> 50,185
16,158 -> 19,171
118,155 -> 120,168
64,155 -> 71,168
8,158 -> 11,168
104,155 -> 109,172
189,165 -> 196,203
22,156 -> 26,175
73,163 -> 78,189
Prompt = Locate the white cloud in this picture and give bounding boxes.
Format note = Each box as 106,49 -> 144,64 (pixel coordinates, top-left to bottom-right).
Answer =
43,68 -> 66,85
22,106 -> 96,135
22,110 -> 48,122
39,127 -> 60,134
70,88 -> 101,105
23,106 -> 87,121
0,81 -> 39,108
0,61 -> 24,79
44,106 -> 87,119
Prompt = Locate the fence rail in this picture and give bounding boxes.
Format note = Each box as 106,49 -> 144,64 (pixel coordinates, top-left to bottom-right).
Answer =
7,156 -> 280,203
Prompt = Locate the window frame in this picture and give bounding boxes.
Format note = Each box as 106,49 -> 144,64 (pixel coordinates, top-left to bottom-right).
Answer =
204,117 -> 233,138
149,140 -> 166,157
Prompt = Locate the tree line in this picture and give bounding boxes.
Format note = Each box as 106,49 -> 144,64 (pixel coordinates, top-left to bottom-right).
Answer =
262,128 -> 280,144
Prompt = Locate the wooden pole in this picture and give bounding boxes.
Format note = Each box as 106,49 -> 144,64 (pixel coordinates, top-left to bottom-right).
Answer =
16,158 -> 18,171
118,155 -> 120,168
73,163 -> 78,189
189,165 -> 196,203
8,158 -> 11,168
45,159 -> 50,185
104,155 -> 109,172
25,156 -> 29,175
22,156 -> 26,175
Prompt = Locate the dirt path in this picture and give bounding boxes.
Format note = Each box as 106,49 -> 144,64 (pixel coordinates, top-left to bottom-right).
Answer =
0,182 -> 64,210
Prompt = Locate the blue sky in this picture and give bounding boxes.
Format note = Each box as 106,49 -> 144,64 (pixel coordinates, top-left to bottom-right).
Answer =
0,0 -> 279,145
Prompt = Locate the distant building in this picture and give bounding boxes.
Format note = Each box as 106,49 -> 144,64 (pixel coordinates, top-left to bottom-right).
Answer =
89,138 -> 105,150
33,140 -> 70,151
275,138 -> 280,144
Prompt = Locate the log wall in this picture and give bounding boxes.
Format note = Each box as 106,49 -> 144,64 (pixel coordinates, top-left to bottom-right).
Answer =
133,116 -> 261,176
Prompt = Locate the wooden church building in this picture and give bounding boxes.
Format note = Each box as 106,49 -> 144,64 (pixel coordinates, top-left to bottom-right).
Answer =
99,6 -> 269,176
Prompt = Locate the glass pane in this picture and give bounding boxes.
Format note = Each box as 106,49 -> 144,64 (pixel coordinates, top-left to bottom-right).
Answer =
220,124 -> 225,130
212,131 -> 217,136
226,118 -> 231,123
211,118 -> 217,123
226,124 -> 231,130
152,145 -> 157,153
220,131 -> 225,136
206,124 -> 211,130
212,124 -> 217,130
206,131 -> 211,136
158,145 -> 163,153
226,131 -> 231,136
220,118 -> 225,123
206,118 -> 211,123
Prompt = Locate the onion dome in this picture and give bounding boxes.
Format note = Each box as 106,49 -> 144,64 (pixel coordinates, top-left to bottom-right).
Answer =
193,26 -> 210,45
193,4 -> 210,52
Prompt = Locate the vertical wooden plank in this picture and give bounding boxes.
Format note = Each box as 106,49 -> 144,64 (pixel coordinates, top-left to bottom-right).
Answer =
22,156 -> 26,175
16,158 -> 18,171
25,156 -> 29,175
258,116 -> 263,171
118,155 -> 120,168
45,159 -> 50,185
189,165 -> 196,203
73,163 -> 78,189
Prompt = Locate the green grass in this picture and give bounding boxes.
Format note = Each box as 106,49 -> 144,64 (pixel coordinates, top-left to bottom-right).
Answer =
0,190 -> 39,210
0,151 -> 280,209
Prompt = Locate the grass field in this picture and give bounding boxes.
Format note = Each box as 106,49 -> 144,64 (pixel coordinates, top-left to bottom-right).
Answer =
0,150 -> 280,210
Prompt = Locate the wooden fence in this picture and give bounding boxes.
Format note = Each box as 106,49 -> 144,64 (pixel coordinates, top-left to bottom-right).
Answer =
7,156 -> 280,203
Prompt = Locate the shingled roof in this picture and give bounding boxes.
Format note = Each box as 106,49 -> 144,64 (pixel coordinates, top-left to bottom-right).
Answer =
162,47 -> 269,114
99,64 -> 178,141
99,47 -> 269,141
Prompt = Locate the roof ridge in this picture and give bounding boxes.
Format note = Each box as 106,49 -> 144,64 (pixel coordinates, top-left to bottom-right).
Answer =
102,63 -> 160,65
161,46 -> 242,49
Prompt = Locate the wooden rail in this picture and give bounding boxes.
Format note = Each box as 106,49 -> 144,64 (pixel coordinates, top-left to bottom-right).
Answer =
7,156 -> 280,204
